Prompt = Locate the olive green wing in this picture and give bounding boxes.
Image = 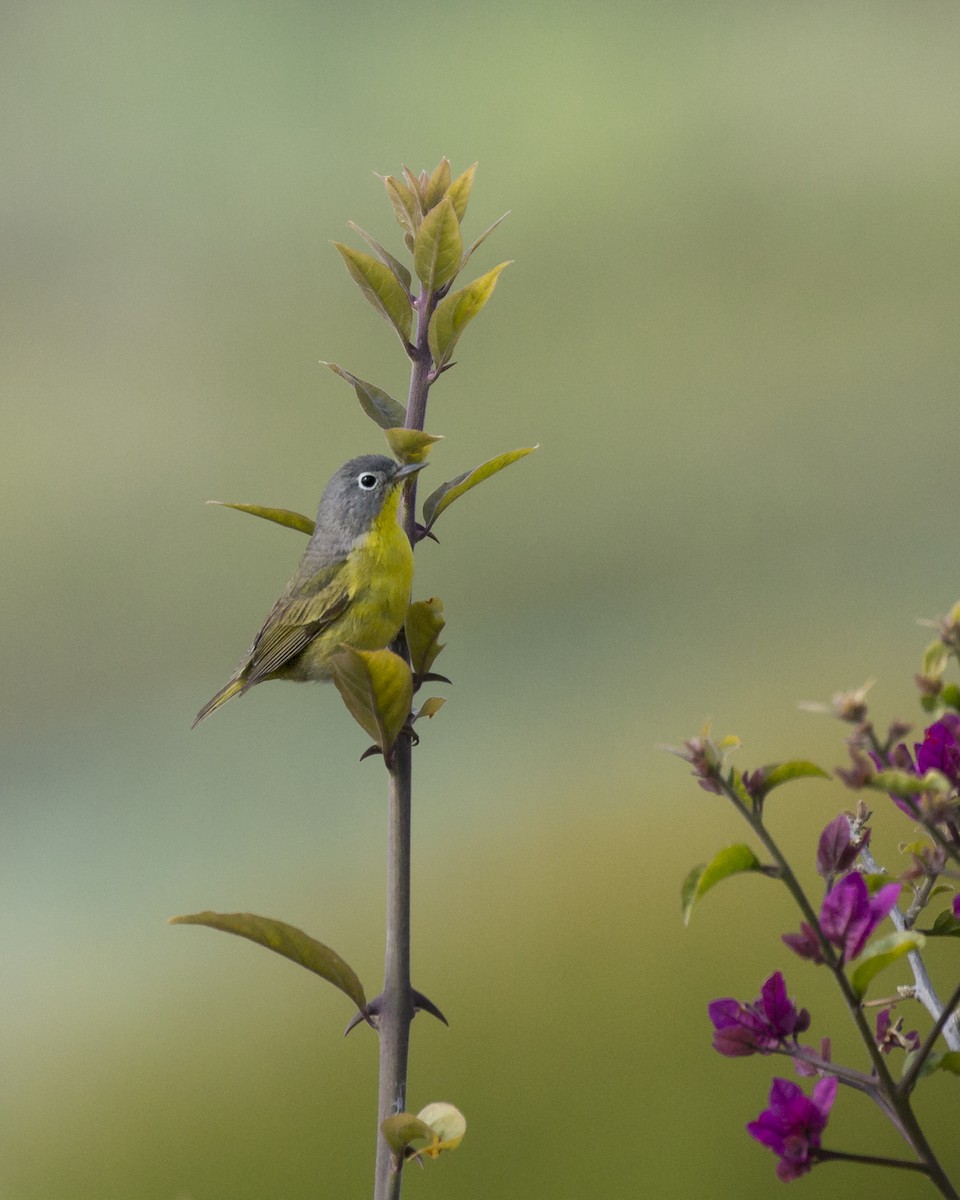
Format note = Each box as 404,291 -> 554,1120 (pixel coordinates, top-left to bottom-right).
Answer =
243,561 -> 352,686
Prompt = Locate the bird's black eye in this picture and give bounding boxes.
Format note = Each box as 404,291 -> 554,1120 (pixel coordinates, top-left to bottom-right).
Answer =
358,472 -> 379,491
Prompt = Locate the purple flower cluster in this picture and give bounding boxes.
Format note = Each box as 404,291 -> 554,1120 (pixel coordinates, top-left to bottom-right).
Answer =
876,714 -> 960,816
748,1076 -> 838,1181
915,713 -> 960,782
783,872 -> 900,964
709,972 -> 809,1057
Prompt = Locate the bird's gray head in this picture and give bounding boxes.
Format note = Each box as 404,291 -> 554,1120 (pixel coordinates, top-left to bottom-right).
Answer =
311,454 -> 425,553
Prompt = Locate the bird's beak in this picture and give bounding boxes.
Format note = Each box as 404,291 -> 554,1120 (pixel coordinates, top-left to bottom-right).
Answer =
393,461 -> 429,481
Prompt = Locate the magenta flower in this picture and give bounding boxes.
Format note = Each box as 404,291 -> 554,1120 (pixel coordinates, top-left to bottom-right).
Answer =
784,872 -> 900,965
915,713 -> 960,785
816,813 -> 868,879
748,1076 -> 838,1181
709,972 -> 810,1057
819,872 -> 900,960
875,1007 -> 920,1055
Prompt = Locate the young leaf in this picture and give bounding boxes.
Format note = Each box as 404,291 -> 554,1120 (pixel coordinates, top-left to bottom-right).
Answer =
910,1051 -> 960,1080
423,157 -> 452,211
345,221 -> 412,291
427,261 -> 511,368
850,930 -> 925,1001
460,212 -> 509,270
446,163 -> 477,222
381,1113 -> 437,1155
168,911 -> 367,1013
330,646 -> 413,756
320,362 -> 407,429
206,501 -> 315,536
332,243 -> 413,345
924,909 -> 960,937
759,761 -> 831,797
414,197 -> 462,291
382,175 -> 420,237
383,428 -> 442,464
401,164 -> 426,209
682,844 -> 764,925
421,446 -> 536,531
414,697 -> 445,721
406,597 -> 446,677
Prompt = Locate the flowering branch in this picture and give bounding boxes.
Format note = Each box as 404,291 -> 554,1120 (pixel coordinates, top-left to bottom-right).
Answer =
675,599 -> 960,1195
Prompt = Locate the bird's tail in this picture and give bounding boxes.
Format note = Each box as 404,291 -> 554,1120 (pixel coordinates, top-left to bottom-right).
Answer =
192,677 -> 245,728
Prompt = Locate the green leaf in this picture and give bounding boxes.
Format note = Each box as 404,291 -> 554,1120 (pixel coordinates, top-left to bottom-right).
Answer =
330,646 -> 413,757
168,911 -> 367,1013
406,597 -> 446,677
681,844 -> 764,925
333,243 -> 413,345
728,766 -> 753,806
460,212 -> 509,270
414,697 -> 445,721
760,761 -> 831,795
320,362 -> 407,429
941,683 -> 960,712
427,261 -> 511,368
446,163 -> 477,222
206,501 -> 315,535
401,164 -> 426,209
850,930 -> 925,1001
925,909 -> 960,937
869,769 -> 926,799
382,174 -> 420,236
345,221 -> 411,291
423,158 -> 452,211
380,1112 -> 436,1154
414,197 -> 463,291
383,428 -> 442,464
914,1051 -> 960,1079
421,445 -> 535,530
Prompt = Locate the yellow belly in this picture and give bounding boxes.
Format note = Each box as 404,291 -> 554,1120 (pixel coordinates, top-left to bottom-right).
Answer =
293,515 -> 413,680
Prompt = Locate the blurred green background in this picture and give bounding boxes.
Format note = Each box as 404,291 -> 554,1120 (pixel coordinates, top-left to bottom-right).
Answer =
4,2 -> 960,1196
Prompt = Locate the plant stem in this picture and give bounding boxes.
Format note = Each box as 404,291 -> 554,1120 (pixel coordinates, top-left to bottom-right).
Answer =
816,1148 -> 930,1173
901,976 -> 960,1095
372,283 -> 436,1200
374,739 -> 415,1200
721,779 -> 959,1198
860,845 -> 960,1052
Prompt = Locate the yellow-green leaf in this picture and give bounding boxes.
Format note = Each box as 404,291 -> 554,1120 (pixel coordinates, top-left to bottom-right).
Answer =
381,1113 -> 436,1154
333,243 -> 413,345
760,760 -> 831,796
414,197 -> 463,291
682,844 -> 765,925
446,163 -> 477,222
206,501 -> 315,535
406,597 -> 446,677
427,262 -> 511,368
401,164 -> 426,209
383,428 -> 442,464
423,158 -> 452,210
168,911 -> 367,1013
382,175 -> 420,237
415,697 -> 445,721
330,646 -> 413,756
460,212 -> 509,270
345,220 -> 412,291
850,930 -> 925,1001
321,362 -> 407,430
421,446 -> 535,530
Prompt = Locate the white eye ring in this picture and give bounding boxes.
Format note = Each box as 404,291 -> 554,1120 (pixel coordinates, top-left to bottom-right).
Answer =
358,472 -> 379,491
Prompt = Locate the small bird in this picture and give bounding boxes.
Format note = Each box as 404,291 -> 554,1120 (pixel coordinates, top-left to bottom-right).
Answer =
193,455 -> 426,727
